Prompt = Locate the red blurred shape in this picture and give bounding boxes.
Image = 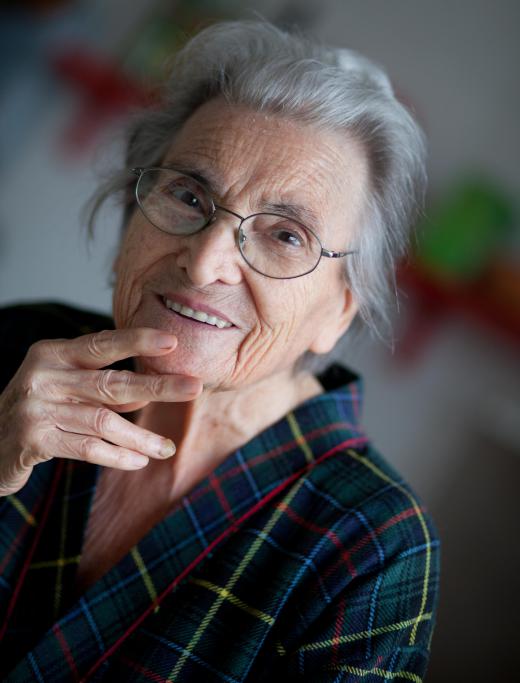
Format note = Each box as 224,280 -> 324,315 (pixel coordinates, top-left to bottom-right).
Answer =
51,48 -> 156,153
396,259 -> 520,361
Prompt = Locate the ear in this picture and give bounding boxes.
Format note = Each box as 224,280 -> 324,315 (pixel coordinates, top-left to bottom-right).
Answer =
308,285 -> 358,355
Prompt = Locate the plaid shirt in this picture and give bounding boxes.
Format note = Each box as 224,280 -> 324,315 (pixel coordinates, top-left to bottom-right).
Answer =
0,303 -> 440,682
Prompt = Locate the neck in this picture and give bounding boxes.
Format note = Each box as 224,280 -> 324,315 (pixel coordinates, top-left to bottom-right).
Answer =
131,367 -> 323,503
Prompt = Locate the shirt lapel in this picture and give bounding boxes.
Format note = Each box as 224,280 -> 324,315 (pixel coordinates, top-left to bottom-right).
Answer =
2,368 -> 365,681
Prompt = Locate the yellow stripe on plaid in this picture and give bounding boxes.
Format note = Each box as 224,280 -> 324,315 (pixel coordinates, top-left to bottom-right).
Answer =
130,546 -> 160,613
188,577 -> 275,625
7,495 -> 37,526
328,664 -> 422,682
298,612 -> 432,651
29,555 -> 81,569
287,412 -> 314,464
346,449 -> 432,646
168,475 -> 307,680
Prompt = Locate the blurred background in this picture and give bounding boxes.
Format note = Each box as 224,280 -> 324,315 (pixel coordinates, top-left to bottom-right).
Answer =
0,1 -> 518,679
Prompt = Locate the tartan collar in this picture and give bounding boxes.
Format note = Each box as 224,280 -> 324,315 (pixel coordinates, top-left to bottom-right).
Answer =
1,365 -> 365,679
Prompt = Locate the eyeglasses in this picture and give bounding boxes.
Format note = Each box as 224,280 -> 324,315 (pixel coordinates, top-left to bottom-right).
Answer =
131,167 -> 356,279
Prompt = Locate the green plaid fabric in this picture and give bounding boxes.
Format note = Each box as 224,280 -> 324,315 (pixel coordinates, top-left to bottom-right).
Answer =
0,303 -> 440,682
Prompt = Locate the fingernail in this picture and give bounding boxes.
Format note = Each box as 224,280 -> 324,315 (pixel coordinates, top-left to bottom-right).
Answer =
156,334 -> 176,349
159,439 -> 176,458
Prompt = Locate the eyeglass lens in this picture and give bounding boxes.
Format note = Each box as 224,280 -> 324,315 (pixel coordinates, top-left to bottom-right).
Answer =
136,168 -> 322,278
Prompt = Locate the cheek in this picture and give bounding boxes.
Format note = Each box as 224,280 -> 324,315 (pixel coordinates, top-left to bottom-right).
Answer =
237,282 -> 316,366
112,228 -> 159,326
253,274 -> 341,348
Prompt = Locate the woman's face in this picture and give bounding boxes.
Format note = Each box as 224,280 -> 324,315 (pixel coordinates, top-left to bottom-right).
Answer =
113,98 -> 369,389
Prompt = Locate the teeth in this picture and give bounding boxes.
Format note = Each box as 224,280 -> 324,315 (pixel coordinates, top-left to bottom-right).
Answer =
164,298 -> 232,328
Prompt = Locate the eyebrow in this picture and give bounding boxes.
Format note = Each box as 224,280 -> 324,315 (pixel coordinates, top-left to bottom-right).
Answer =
262,201 -> 322,232
163,160 -> 323,232
163,161 -> 222,194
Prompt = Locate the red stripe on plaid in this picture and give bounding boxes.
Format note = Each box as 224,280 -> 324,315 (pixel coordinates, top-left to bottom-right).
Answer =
0,460 -> 64,642
119,655 -> 170,682
208,471 -> 236,524
80,437 -> 363,682
277,501 -> 357,578
376,506 -> 422,535
186,430 -> 368,507
321,506 -> 424,584
0,504 -> 39,575
53,622 -> 80,681
331,591 -> 346,666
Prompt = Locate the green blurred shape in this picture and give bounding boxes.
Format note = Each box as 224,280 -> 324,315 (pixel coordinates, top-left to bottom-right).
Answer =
417,179 -> 515,281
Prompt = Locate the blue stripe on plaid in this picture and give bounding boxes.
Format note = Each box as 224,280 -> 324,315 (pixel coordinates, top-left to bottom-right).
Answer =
139,628 -> 242,683
0,303 -> 440,682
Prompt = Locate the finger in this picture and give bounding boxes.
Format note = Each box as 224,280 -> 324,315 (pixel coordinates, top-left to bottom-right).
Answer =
111,400 -> 155,414
53,403 -> 176,460
32,328 -> 178,370
48,368 -> 202,405
51,429 -> 150,470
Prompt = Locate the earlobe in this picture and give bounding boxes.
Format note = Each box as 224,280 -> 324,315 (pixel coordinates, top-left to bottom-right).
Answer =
308,288 -> 358,355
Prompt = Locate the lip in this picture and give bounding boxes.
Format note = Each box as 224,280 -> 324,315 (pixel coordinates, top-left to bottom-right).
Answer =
159,292 -> 235,326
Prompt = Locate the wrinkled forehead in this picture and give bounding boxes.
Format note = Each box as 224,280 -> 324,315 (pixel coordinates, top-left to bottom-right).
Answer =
162,99 -> 369,239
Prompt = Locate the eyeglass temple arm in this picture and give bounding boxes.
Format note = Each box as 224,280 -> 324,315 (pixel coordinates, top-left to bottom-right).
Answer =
321,248 -> 357,258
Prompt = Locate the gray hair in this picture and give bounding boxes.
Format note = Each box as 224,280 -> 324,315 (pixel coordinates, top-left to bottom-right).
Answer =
88,20 -> 426,346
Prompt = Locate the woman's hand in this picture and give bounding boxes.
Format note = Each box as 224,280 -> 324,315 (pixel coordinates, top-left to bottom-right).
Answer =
0,328 -> 202,496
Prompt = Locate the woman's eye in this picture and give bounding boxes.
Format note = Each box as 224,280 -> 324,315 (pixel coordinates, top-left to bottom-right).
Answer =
171,187 -> 201,209
271,228 -> 304,248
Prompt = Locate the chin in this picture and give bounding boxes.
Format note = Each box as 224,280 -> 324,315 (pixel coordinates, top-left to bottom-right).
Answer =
135,348 -> 222,386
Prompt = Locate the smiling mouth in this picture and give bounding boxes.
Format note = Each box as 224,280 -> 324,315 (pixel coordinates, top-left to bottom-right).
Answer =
162,297 -> 234,329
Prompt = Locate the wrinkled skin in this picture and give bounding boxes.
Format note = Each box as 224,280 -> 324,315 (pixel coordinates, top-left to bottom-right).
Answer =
0,98 -> 368,499
113,99 -> 368,389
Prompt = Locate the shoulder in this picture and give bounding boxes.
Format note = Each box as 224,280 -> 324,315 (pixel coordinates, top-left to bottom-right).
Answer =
0,301 -> 114,391
278,373 -> 440,678
301,435 -> 440,593
311,439 -> 439,554
306,363 -> 438,567
283,438 -> 440,679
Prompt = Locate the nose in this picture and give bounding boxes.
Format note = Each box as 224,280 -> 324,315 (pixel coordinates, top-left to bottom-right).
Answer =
175,211 -> 244,287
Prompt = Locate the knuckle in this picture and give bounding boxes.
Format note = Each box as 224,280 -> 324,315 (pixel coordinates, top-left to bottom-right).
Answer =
95,369 -> 118,402
18,367 -> 54,402
18,372 -> 40,400
115,370 -> 135,400
78,436 -> 100,463
28,339 -> 67,366
23,426 -> 53,464
149,375 -> 168,400
26,339 -> 48,362
93,407 -> 114,434
19,398 -> 44,424
86,330 -> 115,360
95,369 -> 134,403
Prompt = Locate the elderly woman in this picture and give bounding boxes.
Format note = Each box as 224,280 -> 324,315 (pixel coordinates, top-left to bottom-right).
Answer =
0,20 -> 439,683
